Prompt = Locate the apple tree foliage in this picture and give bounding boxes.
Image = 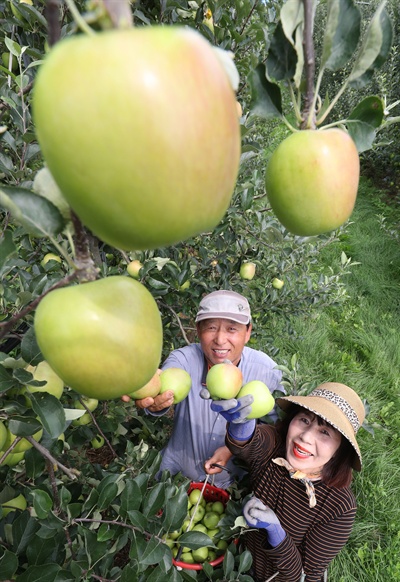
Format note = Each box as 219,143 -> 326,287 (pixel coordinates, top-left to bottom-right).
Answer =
0,0 -> 397,579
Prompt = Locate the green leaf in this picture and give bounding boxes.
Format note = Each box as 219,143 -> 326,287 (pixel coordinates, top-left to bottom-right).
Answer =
97,481 -> 119,511
248,64 -> 282,120
279,0 -> 305,86
24,447 -> 46,479
119,479 -> 143,517
0,229 -> 16,268
140,536 -> 171,567
30,392 -> 66,439
31,489 -> 53,519
8,415 -> 42,437
348,96 -> 384,128
0,364 -> 18,394
0,549 -> 18,580
266,22 -> 297,81
348,2 -> 393,89
223,548 -> 235,577
161,487 -> 188,532
126,509 -> 148,531
280,0 -> 303,45
321,0 -> 361,71
0,186 -> 65,237
238,549 -> 253,574
11,563 -> 61,582
4,36 -> 21,57
345,96 -> 385,152
21,326 -> 43,366
143,482 -> 166,517
178,531 -> 216,550
12,511 -> 40,555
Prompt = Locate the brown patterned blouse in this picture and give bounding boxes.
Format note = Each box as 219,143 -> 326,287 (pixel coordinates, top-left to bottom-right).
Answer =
226,424 -> 356,582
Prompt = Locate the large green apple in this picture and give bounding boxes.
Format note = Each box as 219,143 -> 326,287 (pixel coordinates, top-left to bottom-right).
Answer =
265,129 -> 360,236
236,380 -> 275,419
34,276 -> 163,400
206,362 -> 243,400
159,368 -> 192,404
24,360 -> 64,400
32,27 -> 241,251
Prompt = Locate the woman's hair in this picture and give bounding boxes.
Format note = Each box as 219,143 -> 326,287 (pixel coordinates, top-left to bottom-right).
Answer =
275,404 -> 357,488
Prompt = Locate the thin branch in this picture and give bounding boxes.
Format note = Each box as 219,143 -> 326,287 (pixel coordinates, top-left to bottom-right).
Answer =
25,435 -> 80,480
301,0 -> 316,129
77,397 -> 117,459
159,302 -> 191,345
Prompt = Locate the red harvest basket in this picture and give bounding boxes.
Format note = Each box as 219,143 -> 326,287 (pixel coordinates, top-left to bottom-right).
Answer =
172,481 -> 231,571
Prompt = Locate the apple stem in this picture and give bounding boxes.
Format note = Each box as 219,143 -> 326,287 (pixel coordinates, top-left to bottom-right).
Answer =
301,0 -> 317,130
63,0 -> 96,36
70,211 -> 99,282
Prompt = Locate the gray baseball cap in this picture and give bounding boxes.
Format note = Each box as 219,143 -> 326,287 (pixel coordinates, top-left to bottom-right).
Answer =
195,290 -> 251,325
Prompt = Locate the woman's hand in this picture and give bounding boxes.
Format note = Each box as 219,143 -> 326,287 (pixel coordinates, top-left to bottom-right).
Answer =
204,446 -> 233,475
243,497 -> 286,547
134,391 -> 174,412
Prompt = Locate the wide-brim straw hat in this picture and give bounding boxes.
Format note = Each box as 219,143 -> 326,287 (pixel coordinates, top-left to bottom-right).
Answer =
276,382 -> 365,471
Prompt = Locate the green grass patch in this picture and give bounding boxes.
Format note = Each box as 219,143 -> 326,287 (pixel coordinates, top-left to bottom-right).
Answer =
269,178 -> 400,581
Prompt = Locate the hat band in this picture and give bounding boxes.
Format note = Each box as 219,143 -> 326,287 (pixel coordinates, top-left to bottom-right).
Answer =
310,388 -> 361,433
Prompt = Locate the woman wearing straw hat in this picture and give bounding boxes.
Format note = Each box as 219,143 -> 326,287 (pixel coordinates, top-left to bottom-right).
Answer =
216,382 -> 365,581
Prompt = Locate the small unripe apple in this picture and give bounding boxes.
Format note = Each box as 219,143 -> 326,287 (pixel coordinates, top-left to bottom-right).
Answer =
239,262 -> 256,280
265,128 -> 360,236
236,380 -> 275,419
72,412 -> 92,426
1,52 -> 18,71
126,260 -> 143,279
90,434 -> 105,449
271,278 -> 284,290
206,362 -> 243,400
128,369 -> 162,400
179,280 -> 190,291
159,368 -> 192,404
41,253 -> 62,267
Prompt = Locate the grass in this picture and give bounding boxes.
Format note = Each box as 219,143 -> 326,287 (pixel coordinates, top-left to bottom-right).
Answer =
269,178 -> 400,581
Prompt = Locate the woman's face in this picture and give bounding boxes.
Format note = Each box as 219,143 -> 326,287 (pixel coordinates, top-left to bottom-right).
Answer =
286,409 -> 342,475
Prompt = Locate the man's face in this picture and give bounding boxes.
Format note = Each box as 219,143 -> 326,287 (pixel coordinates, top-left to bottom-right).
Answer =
197,318 -> 252,367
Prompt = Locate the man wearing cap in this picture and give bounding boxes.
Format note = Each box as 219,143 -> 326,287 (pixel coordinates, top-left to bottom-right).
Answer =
135,290 -> 283,488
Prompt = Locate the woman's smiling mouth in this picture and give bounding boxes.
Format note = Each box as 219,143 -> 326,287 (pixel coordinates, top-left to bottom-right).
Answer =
293,443 -> 313,459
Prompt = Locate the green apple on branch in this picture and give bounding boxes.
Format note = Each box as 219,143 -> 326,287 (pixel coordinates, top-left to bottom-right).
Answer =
126,260 -> 143,279
239,262 -> 256,280
271,277 -> 284,290
34,276 -> 163,400
265,129 -> 360,236
32,26 -> 241,251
